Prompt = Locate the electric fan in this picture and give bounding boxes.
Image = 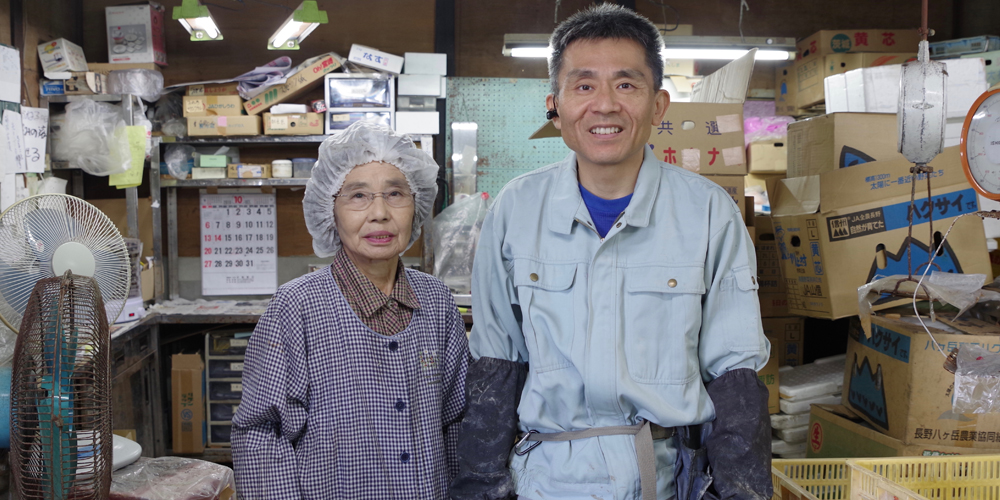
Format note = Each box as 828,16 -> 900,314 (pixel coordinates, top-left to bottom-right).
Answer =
0,194 -> 131,499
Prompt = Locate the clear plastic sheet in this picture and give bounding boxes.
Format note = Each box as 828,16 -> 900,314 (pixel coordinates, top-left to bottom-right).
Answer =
109,456 -> 233,500
857,272 -> 993,337
164,145 -> 196,180
108,69 -> 164,102
953,344 -> 1000,414
56,99 -> 131,176
431,193 -> 489,294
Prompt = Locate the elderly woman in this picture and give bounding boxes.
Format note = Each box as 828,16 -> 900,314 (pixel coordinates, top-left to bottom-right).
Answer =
231,122 -> 469,499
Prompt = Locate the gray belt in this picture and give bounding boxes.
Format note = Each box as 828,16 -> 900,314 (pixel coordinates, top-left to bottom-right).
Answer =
514,421 -> 676,500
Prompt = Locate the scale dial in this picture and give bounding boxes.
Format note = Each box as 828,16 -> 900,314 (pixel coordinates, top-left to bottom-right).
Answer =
961,89 -> 1000,201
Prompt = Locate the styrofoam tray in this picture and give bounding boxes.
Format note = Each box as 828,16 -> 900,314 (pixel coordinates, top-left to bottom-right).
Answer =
779,393 -> 841,415
770,412 -> 810,430
771,438 -> 807,455
778,354 -> 846,400
775,424 -> 808,444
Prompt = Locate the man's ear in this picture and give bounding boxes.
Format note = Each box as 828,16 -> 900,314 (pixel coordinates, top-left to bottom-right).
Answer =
651,89 -> 670,126
546,93 -> 561,129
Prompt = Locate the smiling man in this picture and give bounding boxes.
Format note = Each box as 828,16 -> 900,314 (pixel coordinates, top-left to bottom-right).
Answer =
450,4 -> 772,500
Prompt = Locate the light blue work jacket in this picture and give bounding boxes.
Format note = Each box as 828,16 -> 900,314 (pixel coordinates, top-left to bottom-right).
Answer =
469,148 -> 770,500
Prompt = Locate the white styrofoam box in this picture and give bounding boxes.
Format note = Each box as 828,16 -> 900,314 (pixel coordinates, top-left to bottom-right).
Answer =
861,65 -> 901,113
839,59 -> 987,118
771,438 -> 807,455
778,354 -> 846,400
824,74 -> 849,113
843,68 -> 867,112
395,111 -> 439,135
943,57 -> 988,119
775,425 -> 809,444
770,412 -> 810,430
404,52 -> 447,75
348,44 -> 404,74
963,51 -> 1000,86
37,38 -> 88,74
398,74 -> 442,96
779,393 -> 841,415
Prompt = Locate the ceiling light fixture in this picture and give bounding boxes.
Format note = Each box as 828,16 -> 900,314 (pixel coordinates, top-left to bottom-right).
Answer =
172,0 -> 222,41
268,1 -> 328,51
502,33 -> 795,61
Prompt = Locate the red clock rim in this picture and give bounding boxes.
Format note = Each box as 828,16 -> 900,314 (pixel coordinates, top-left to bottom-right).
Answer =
961,88 -> 1000,201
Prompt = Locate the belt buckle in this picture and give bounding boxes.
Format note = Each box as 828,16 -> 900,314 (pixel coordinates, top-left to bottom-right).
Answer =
514,429 -> 541,456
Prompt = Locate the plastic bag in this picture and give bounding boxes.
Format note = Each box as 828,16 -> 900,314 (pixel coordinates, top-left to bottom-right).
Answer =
164,145 -> 196,180
857,272 -> 995,337
953,344 -> 1000,414
0,324 -> 15,368
110,456 -> 234,500
744,115 -> 794,146
56,100 -> 131,176
431,193 -> 489,294
108,69 -> 164,102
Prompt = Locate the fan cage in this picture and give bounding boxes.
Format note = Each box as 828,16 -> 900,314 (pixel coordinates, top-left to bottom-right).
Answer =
11,273 -> 112,499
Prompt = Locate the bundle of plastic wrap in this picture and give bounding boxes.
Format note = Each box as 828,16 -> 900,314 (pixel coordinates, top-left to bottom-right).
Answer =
108,69 -> 164,102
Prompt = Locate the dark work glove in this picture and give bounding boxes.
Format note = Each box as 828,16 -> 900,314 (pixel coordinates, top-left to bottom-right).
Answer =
449,356 -> 527,500
704,367 -> 773,500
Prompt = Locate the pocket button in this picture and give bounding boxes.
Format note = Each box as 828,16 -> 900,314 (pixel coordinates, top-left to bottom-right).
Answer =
530,273 -> 539,282
667,279 -> 678,288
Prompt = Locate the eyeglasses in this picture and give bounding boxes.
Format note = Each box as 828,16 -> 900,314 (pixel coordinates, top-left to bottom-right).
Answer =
333,189 -> 415,211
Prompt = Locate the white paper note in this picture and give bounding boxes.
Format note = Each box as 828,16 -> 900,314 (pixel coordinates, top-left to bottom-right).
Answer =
0,45 -> 20,103
2,110 -> 26,173
21,107 -> 48,173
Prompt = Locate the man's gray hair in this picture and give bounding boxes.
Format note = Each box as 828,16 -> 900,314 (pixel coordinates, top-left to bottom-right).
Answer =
548,3 -> 664,96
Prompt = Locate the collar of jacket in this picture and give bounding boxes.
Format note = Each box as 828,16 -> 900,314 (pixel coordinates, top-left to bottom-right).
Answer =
545,147 -> 662,235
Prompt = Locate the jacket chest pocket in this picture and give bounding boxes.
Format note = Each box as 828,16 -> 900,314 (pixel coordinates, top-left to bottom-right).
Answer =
624,266 -> 705,384
512,260 -> 578,373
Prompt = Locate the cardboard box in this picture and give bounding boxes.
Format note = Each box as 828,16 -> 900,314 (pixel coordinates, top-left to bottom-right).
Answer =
796,29 -> 921,62
758,344 -> 780,415
244,53 -> 342,116
395,111 -> 440,135
227,163 -> 271,178
198,155 -> 228,168
759,292 -> 790,318
663,58 -> 697,77
770,147 -> 991,320
187,116 -> 261,136
37,38 -> 88,74
807,405 -> 1000,458
754,215 -> 786,294
86,62 -> 158,76
105,2 -> 167,66
748,140 -> 787,174
763,317 -> 804,367
183,95 -> 245,117
843,315 -> 1000,448
404,52 -> 447,75
348,44 -> 404,74
186,82 -> 241,96
262,112 -> 324,135
63,72 -> 107,95
172,354 -> 205,454
775,64 -> 805,116
649,102 -> 746,175
786,113 -> 900,178
704,175 -> 747,221
796,53 -> 915,109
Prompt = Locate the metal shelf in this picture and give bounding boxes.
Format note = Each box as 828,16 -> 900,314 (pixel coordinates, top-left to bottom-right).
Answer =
162,134 -> 331,145
45,94 -> 125,103
160,178 -> 309,188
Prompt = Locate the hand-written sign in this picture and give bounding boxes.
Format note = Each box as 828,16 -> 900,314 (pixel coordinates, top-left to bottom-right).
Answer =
21,107 -> 48,173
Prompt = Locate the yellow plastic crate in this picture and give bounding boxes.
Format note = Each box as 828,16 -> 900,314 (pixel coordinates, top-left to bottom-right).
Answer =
848,455 -> 1000,500
771,458 -> 851,500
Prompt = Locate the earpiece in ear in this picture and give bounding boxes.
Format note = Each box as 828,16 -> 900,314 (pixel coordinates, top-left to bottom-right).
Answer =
546,109 -> 559,120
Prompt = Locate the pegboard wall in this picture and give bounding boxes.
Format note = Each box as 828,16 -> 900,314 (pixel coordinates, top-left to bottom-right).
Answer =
445,78 -> 571,198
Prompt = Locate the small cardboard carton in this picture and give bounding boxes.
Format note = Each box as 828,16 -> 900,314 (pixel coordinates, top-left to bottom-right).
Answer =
763,317 -> 804,367
775,64 -> 805,117
704,175 -> 746,221
262,112 -> 324,135
244,53 -> 342,115
769,146 -> 991,320
105,1 -> 167,66
796,53 -> 915,108
86,62 -> 158,76
63,72 -> 107,95
186,82 -> 241,96
648,102 -> 746,175
172,353 -> 205,454
754,215 -> 786,295
807,404 -> 1000,458
227,163 -> 272,178
786,113 -> 901,178
348,44 -> 404,74
748,140 -> 787,174
187,116 -> 261,136
37,38 -> 88,74
759,292 -> 790,318
796,29 -> 922,62
183,95 -> 245,117
759,344 -> 780,415
843,315 -> 1000,448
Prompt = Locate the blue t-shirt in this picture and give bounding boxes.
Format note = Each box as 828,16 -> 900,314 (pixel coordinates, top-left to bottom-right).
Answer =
579,184 -> 632,238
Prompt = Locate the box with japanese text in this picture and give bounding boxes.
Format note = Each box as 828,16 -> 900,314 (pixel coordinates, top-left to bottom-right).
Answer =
796,29 -> 921,62
244,53 -> 342,115
763,317 -> 804,367
754,215 -> 786,295
769,146 -> 991,320
183,95 -> 245,117
187,116 -> 261,136
787,113 -> 901,178
37,38 -> 88,74
186,82 -> 241,96
759,292 -> 790,318
262,112 -> 324,135
704,175 -> 746,221
775,64 -> 805,116
171,353 -> 205,454
758,344 -> 780,415
348,44 -> 404,74
806,405 -> 1000,458
105,1 -> 167,66
648,102 -> 745,175
842,315 -> 1000,448
796,53 -> 915,108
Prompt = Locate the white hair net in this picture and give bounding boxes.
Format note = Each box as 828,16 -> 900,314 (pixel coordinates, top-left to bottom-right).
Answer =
303,121 -> 439,257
